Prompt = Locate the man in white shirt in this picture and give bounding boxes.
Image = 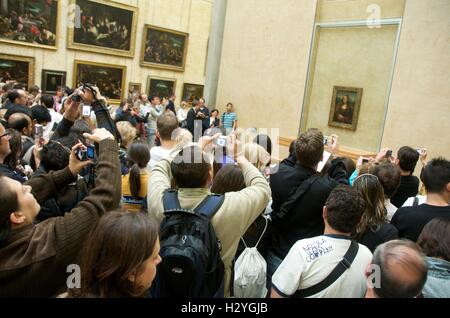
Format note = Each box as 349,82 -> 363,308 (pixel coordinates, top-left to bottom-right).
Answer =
40,94 -> 62,139
141,94 -> 163,149
148,112 -> 179,169
271,185 -> 372,298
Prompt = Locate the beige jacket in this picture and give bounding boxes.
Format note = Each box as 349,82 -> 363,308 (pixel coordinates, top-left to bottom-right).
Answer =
147,157 -> 271,297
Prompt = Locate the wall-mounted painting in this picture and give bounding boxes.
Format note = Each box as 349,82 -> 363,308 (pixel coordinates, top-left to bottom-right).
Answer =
0,0 -> 59,49
41,70 -> 66,94
328,86 -> 363,131
146,76 -> 176,99
73,60 -> 126,104
141,25 -> 188,71
68,0 -> 137,57
128,82 -> 141,95
182,83 -> 204,104
0,54 -> 35,90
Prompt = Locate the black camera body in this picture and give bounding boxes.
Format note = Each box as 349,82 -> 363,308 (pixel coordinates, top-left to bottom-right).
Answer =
72,93 -> 81,103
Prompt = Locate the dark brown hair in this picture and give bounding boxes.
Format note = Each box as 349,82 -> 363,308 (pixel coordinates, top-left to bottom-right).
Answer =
417,218 -> 450,261
4,128 -> 21,171
171,146 -> 211,188
157,112 -> 179,141
211,164 -> 245,194
72,211 -> 159,298
371,163 -> 401,199
0,174 -> 18,247
295,128 -> 324,168
326,185 -> 366,233
127,142 -> 150,199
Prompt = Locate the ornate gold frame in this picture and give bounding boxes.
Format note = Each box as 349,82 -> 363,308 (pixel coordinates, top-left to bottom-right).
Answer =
328,86 -> 363,131
140,25 -> 189,72
0,53 -> 35,89
128,82 -> 142,94
146,76 -> 177,98
182,83 -> 204,102
41,69 -> 67,94
73,60 -> 126,105
0,0 -> 60,50
67,0 -> 137,58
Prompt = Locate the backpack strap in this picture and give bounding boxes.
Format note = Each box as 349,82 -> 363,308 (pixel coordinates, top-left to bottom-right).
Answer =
275,175 -> 320,220
162,189 -> 182,211
194,194 -> 225,218
293,240 -> 359,298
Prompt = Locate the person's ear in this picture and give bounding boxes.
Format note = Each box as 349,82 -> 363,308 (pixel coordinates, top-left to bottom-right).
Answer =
128,272 -> 136,283
156,130 -> 160,139
10,212 -> 26,225
446,182 -> 450,194
322,206 -> 327,221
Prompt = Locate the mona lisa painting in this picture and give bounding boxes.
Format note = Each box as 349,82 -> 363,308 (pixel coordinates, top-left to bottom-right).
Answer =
328,86 -> 363,131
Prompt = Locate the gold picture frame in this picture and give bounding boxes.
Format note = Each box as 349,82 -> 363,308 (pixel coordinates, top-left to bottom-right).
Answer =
0,53 -> 35,90
0,0 -> 60,50
67,0 -> 137,58
140,25 -> 189,71
328,86 -> 363,131
182,83 -> 204,104
146,76 -> 177,99
73,60 -> 126,105
128,82 -> 142,95
41,70 -> 66,94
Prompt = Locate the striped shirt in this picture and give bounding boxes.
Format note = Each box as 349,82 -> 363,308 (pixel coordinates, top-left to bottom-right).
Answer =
221,112 -> 237,130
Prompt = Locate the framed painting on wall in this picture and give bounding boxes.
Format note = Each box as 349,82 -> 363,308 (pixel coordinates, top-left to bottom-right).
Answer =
0,54 -> 35,90
128,82 -> 142,95
182,83 -> 204,104
67,0 -> 137,58
141,25 -> 188,71
328,86 -> 363,131
0,0 -> 59,49
146,76 -> 176,99
41,70 -> 66,94
73,60 -> 126,104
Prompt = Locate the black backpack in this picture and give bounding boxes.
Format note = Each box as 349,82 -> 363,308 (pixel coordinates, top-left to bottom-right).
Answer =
151,189 -> 225,298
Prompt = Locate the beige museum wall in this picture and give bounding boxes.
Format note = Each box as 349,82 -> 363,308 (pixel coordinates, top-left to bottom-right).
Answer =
215,0 -> 317,138
381,0 -> 450,171
304,25 -> 399,153
0,0 -> 213,102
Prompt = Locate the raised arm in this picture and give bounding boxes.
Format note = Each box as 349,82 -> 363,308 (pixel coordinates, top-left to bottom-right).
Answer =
147,157 -> 172,223
51,128 -> 121,254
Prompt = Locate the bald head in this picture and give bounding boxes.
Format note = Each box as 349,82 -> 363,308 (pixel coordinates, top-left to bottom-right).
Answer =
8,113 -> 32,136
369,240 -> 427,298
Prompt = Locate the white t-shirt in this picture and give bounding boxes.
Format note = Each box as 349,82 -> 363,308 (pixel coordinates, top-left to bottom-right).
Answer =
385,199 -> 398,221
43,109 -> 63,139
272,235 -> 372,298
148,147 -> 173,169
402,195 -> 427,207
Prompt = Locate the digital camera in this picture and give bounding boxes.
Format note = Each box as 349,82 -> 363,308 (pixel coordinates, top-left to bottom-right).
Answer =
215,136 -> 227,147
76,145 -> 95,161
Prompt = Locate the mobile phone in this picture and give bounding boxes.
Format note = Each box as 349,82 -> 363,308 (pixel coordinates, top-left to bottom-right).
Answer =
416,148 -> 424,155
86,145 -> 95,160
385,150 -> 392,158
34,124 -> 44,145
362,158 -> 370,164
215,136 -> 227,147
82,105 -> 91,116
323,136 -> 328,145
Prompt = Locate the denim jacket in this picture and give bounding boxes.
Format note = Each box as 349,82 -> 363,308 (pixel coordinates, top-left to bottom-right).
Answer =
422,257 -> 450,298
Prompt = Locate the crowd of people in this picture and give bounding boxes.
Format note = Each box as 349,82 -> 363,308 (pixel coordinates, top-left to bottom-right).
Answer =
0,78 -> 449,299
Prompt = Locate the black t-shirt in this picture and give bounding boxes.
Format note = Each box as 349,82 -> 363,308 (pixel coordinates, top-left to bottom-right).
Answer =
391,175 -> 420,208
358,223 -> 399,252
391,204 -> 450,242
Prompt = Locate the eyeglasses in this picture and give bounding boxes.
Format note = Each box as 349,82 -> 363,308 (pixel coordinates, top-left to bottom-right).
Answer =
0,131 -> 11,139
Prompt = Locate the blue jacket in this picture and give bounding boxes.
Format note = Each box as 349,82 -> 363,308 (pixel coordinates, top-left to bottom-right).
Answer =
422,257 -> 450,298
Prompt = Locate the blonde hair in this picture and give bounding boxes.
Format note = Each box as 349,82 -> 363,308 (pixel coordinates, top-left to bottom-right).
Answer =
243,143 -> 271,170
116,121 -> 137,148
174,128 -> 192,149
